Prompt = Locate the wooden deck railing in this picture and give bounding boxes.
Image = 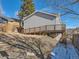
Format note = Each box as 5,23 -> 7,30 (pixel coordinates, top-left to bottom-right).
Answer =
24,24 -> 66,34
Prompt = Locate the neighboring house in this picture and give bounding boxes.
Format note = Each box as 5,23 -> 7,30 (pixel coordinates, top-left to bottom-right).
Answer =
23,11 -> 65,35
66,29 -> 74,39
73,28 -> 79,34
0,15 -> 20,33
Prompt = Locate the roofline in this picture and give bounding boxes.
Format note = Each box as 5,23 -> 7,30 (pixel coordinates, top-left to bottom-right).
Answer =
0,15 -> 19,22
23,12 -> 36,21
23,11 -> 59,21
0,16 -> 8,21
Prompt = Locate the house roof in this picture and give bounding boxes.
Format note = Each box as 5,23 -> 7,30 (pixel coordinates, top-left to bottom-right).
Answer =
0,15 -> 19,23
23,11 -> 59,21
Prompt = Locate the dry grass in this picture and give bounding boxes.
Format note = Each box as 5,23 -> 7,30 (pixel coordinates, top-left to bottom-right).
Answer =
0,32 -> 62,59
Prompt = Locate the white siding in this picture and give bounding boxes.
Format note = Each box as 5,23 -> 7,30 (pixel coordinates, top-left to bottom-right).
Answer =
24,15 -> 56,29
55,15 -> 62,24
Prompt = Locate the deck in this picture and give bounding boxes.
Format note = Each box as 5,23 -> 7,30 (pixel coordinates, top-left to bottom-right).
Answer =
23,24 -> 66,34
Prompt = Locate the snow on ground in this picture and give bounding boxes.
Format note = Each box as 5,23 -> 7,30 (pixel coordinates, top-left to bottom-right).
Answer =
51,41 -> 79,59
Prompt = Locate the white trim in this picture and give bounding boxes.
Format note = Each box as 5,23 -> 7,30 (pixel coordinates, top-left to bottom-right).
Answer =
23,11 -> 59,21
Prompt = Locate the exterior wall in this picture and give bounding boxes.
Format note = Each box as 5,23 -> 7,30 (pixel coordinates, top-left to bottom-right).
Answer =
23,13 -> 65,34
24,15 -> 57,29
55,15 -> 62,24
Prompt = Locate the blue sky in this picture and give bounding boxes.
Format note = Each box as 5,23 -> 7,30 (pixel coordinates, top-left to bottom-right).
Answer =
0,0 -> 21,18
0,0 -> 79,28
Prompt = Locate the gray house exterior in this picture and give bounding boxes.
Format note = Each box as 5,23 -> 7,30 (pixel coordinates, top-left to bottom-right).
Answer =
23,12 -> 65,34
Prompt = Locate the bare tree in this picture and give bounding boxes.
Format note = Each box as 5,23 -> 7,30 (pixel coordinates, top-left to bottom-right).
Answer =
45,0 -> 79,17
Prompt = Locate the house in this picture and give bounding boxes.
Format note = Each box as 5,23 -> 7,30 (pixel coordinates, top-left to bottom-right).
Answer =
0,15 -> 20,33
66,29 -> 74,39
23,11 -> 66,35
